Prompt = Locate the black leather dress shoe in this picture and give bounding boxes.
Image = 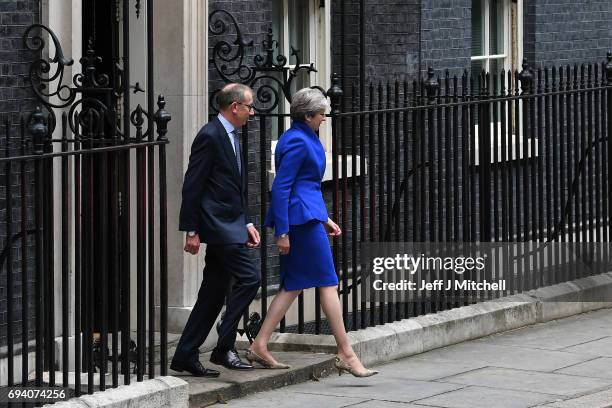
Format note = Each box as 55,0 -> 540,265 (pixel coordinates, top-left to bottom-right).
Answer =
210,348 -> 254,370
170,359 -> 220,377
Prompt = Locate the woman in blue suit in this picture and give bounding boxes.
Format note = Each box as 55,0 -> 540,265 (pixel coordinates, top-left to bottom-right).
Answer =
246,88 -> 378,377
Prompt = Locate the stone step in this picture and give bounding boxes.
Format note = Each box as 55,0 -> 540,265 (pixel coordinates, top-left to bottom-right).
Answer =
176,350 -> 338,408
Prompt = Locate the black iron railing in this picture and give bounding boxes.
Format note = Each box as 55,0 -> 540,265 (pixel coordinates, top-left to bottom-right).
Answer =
324,56 -> 612,331
0,97 -> 170,394
1,5 -> 170,397
210,52 -> 612,337
206,8 -> 612,338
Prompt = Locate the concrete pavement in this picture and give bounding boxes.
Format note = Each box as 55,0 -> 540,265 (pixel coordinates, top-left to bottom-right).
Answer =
218,308 -> 612,408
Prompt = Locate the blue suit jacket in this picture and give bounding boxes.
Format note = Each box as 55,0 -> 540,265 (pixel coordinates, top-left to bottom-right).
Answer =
265,121 -> 329,236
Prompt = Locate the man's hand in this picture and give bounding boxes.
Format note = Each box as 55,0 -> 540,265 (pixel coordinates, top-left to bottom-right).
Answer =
276,235 -> 290,255
184,233 -> 201,255
324,218 -> 342,236
246,225 -> 261,248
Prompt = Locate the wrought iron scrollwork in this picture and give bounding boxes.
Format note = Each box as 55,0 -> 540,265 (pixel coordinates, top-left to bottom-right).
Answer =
23,24 -> 76,109
209,10 -> 317,113
135,0 -> 142,19
23,26 -> 114,127
209,9 -> 255,84
69,102 -> 108,137
74,38 -> 111,89
130,104 -> 151,139
217,310 -> 262,343
254,29 -> 287,69
22,24 -> 157,141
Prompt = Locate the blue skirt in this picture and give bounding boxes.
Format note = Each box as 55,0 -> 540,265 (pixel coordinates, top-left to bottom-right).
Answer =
279,220 -> 339,291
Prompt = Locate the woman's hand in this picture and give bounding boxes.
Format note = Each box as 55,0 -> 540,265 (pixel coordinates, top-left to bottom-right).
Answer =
277,235 -> 290,255
324,219 -> 342,236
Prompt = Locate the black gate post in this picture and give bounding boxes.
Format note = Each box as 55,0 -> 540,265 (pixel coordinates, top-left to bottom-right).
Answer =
328,72 -> 347,320
606,53 -> 612,241
154,95 -> 171,376
519,61 -> 534,291
478,72 -> 492,243
29,107 -> 47,386
42,110 -> 55,386
424,69 -> 439,312
327,73 -> 344,323
425,69 -> 439,243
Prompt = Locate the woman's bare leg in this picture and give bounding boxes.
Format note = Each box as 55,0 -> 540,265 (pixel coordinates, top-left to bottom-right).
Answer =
250,288 -> 301,363
319,285 -> 367,373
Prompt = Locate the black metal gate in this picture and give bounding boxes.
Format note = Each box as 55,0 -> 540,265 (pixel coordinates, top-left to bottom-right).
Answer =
1,1 -> 170,398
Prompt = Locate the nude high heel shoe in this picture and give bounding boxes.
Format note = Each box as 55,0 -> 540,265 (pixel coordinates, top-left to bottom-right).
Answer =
334,356 -> 379,377
245,349 -> 291,369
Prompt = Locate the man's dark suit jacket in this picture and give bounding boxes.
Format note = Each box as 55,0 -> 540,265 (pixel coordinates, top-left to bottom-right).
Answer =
179,116 -> 250,245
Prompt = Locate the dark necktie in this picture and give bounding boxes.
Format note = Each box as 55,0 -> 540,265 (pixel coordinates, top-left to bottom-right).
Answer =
231,130 -> 242,174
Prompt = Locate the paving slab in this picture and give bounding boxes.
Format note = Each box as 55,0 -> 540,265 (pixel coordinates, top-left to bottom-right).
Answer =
474,315 -> 612,351
223,389 -> 369,407
406,342 -> 593,372
575,309 -> 612,324
555,357 -> 612,379
375,359 -> 487,382
344,400 -> 427,408
413,385 -> 560,408
562,336 -> 612,357
439,367 -> 612,397
288,374 -> 465,403
533,385 -> 612,408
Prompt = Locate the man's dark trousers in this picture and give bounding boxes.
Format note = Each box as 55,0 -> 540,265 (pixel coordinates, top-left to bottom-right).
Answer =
174,116 -> 259,364
173,244 -> 260,363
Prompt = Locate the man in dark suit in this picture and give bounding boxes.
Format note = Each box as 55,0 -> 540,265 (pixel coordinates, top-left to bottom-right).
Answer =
171,83 -> 261,377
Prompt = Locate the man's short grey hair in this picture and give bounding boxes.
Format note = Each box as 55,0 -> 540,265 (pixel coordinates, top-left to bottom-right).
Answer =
290,88 -> 330,121
217,83 -> 253,110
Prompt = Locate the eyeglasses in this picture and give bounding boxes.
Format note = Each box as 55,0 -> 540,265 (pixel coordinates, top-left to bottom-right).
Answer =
236,102 -> 255,112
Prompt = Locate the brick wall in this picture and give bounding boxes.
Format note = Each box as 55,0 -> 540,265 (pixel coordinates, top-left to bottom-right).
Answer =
331,0 -> 471,92
0,0 -> 39,347
0,0 -> 39,118
420,0 -> 612,80
421,0 -> 471,78
524,0 -> 612,69
331,0 -> 421,97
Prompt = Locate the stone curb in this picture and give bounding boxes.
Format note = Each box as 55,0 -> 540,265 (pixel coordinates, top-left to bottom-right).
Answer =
47,376 -> 188,407
238,272 -> 612,367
